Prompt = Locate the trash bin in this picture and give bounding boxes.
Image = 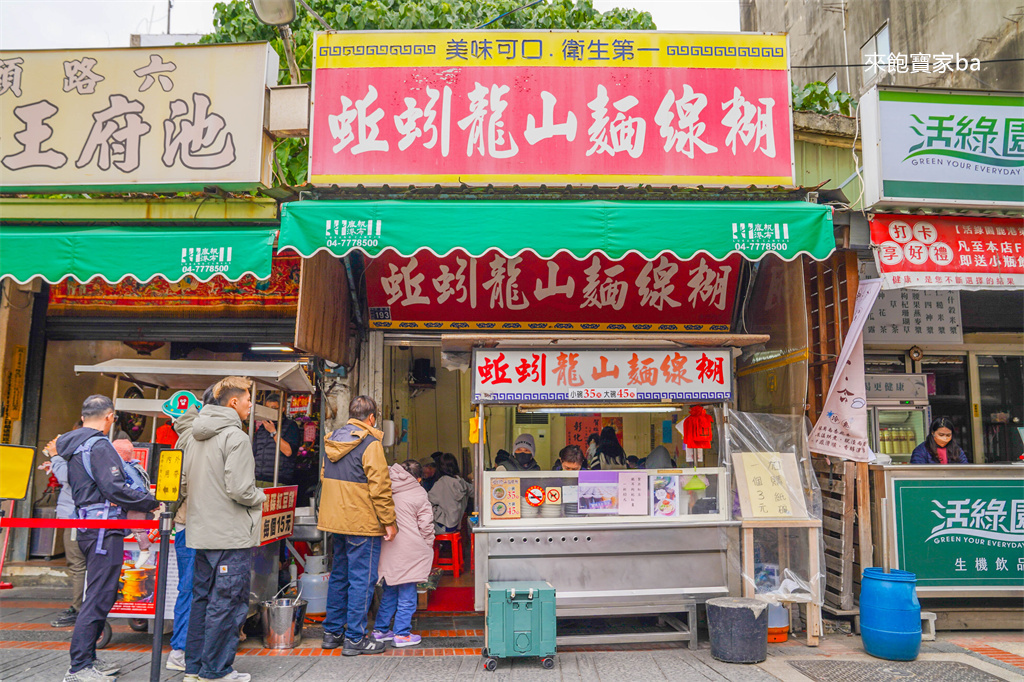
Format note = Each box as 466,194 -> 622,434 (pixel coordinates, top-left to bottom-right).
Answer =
706,597 -> 768,664
259,585 -> 308,649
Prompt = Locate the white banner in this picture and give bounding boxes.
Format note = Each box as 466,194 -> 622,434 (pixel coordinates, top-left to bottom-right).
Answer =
807,280 -> 883,461
472,348 -> 732,404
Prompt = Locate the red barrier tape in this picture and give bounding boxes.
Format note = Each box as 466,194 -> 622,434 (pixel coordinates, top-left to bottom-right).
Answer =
0,518 -> 158,529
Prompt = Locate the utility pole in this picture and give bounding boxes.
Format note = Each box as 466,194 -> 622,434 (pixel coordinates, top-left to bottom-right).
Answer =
167,0 -> 173,34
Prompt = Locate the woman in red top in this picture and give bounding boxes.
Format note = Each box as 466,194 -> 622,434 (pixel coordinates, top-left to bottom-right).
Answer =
910,417 -> 969,464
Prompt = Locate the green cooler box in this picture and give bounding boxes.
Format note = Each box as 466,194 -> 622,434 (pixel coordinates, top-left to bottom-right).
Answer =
483,581 -> 556,671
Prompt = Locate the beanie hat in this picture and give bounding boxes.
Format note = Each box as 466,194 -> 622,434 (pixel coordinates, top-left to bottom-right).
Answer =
513,434 -> 535,456
112,439 -> 135,462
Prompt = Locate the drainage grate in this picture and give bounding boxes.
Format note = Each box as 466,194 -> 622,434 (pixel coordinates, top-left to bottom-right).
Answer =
788,660 -> 1003,682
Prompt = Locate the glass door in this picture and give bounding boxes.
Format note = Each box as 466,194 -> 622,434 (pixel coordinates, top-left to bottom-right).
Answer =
976,355 -> 1024,463
877,408 -> 927,464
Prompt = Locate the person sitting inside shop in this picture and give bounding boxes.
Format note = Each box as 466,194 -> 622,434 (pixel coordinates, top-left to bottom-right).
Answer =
495,435 -> 541,471
910,417 -> 969,465
644,445 -> 674,469
556,445 -> 586,471
427,453 -> 473,533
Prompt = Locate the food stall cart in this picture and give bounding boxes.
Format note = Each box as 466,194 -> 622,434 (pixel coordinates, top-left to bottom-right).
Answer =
870,463 -> 1024,630
73,359 -> 314,633
469,343 -> 753,647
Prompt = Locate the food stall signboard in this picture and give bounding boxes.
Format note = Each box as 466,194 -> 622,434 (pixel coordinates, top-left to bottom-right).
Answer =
110,537 -> 177,618
260,485 -> 298,546
472,348 -> 732,403
864,289 -> 963,345
733,451 -> 808,519
0,43 -> 277,191
366,250 -> 740,332
870,214 -> 1024,290
310,31 -> 793,186
893,478 -> 1024,588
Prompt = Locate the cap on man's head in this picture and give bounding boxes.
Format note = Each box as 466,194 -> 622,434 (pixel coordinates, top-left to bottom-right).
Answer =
513,434 -> 535,455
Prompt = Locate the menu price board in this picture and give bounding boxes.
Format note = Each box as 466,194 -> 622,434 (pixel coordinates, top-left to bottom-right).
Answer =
490,477 -> 521,519
473,348 -> 732,404
260,485 -> 298,546
733,452 -> 807,519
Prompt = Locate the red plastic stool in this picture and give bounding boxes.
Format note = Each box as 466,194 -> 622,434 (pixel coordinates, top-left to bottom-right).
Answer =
433,532 -> 463,578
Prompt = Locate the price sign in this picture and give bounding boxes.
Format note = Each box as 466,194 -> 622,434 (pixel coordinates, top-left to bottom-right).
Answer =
162,390 -> 201,419
525,485 -> 545,507
155,449 -> 183,502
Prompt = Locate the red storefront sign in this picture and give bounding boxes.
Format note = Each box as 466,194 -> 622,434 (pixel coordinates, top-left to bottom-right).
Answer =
260,485 -> 298,546
871,214 -> 1024,289
365,249 -> 740,332
310,31 -> 793,186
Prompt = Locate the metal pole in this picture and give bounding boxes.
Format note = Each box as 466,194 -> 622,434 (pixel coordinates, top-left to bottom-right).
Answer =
149,510 -> 173,682
150,388 -> 160,443
272,391 -> 283,486
248,381 -> 257,443
111,376 -> 120,442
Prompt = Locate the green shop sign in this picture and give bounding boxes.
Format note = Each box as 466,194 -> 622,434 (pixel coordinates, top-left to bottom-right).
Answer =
893,478 -> 1024,588
861,86 -> 1024,208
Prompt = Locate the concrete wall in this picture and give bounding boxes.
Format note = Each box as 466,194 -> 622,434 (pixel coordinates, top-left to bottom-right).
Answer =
741,0 -> 1022,93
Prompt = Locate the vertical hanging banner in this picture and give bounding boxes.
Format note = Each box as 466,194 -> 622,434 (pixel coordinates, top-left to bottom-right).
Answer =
807,280 -> 882,462
0,43 -> 277,191
309,31 -> 794,186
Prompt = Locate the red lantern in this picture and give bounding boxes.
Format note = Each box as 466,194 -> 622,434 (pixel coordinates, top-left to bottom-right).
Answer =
683,405 -> 713,449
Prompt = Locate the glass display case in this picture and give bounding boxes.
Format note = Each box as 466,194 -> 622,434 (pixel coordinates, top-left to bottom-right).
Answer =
481,467 -> 730,528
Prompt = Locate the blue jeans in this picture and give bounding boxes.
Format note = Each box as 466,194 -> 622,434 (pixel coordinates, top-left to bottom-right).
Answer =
185,548 -> 252,679
323,533 -> 381,641
373,580 -> 418,637
170,529 -> 195,651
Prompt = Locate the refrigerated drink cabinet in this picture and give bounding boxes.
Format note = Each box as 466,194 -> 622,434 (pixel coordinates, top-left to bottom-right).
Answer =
865,374 -> 931,464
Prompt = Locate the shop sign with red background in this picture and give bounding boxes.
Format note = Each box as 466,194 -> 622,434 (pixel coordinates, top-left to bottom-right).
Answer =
310,31 -> 793,186
260,485 -> 298,546
366,249 -> 740,332
566,415 -> 601,450
871,214 -> 1024,289
472,348 -> 732,403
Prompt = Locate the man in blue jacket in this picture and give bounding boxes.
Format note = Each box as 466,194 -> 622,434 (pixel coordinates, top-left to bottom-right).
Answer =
58,395 -> 158,682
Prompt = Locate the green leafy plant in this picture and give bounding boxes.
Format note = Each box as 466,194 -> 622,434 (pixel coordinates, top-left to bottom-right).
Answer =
200,0 -> 657,186
791,81 -> 856,117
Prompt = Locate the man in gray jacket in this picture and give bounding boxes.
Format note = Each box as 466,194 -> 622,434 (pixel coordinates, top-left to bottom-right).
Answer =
182,377 -> 266,682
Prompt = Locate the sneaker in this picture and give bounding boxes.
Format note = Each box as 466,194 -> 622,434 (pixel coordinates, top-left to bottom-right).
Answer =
342,636 -> 386,656
393,633 -> 422,648
62,666 -> 114,681
322,630 -> 346,649
166,649 -> 186,671
183,676 -> 200,682
51,606 -> 78,628
199,671 -> 250,682
372,629 -> 394,641
134,550 -> 152,569
92,658 -> 120,676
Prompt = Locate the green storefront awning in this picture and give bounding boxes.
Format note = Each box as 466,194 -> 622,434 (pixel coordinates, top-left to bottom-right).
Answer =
0,225 -> 278,284
279,200 -> 836,262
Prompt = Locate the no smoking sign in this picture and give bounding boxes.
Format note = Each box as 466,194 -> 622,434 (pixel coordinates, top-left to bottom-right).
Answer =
524,485 -> 545,507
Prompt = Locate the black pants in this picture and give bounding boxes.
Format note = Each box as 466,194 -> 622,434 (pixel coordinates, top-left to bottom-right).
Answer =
186,548 -> 252,679
69,532 -> 124,673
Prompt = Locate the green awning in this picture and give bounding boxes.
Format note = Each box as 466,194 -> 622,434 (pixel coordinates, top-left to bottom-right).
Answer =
0,225 -> 278,284
279,200 -> 835,262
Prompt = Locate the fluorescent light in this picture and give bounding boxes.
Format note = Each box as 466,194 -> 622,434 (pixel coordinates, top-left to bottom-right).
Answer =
250,344 -> 294,352
519,405 -> 681,414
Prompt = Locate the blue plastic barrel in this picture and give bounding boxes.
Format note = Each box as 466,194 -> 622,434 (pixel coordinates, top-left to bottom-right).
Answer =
860,567 -> 921,661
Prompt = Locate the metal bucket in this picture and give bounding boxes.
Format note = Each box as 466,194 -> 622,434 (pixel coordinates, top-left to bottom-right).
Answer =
259,584 -> 307,649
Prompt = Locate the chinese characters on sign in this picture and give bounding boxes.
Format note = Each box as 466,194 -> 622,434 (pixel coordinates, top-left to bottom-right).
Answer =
871,215 -> 1024,290
865,289 -> 963,345
0,44 -> 276,190
260,485 -> 298,546
565,415 -> 602,451
310,31 -> 793,186
893,479 -> 1024,588
472,348 -> 732,404
366,249 -> 740,332
862,87 -> 1024,207
734,451 -> 808,520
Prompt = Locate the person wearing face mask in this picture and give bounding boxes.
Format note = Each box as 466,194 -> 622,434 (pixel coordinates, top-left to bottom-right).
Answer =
910,417 -> 969,465
495,434 -> 541,471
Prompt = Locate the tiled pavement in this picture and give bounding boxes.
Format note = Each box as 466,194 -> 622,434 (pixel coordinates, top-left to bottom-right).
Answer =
2,587 -> 1022,681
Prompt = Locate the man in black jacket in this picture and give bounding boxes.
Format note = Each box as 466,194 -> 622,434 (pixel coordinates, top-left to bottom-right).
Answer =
252,394 -> 301,486
58,395 -> 158,682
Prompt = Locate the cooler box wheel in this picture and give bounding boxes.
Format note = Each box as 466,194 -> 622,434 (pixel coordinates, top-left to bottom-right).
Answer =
542,656 -> 555,669
484,657 -> 498,671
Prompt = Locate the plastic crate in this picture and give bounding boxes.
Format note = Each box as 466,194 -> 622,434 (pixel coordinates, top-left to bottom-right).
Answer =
483,581 -> 556,671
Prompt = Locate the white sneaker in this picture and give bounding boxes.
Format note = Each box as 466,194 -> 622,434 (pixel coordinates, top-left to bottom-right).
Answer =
183,676 -> 200,682
62,666 -> 115,681
134,550 -> 152,569
166,649 -> 186,671
199,671 -> 250,682
92,657 -> 120,676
